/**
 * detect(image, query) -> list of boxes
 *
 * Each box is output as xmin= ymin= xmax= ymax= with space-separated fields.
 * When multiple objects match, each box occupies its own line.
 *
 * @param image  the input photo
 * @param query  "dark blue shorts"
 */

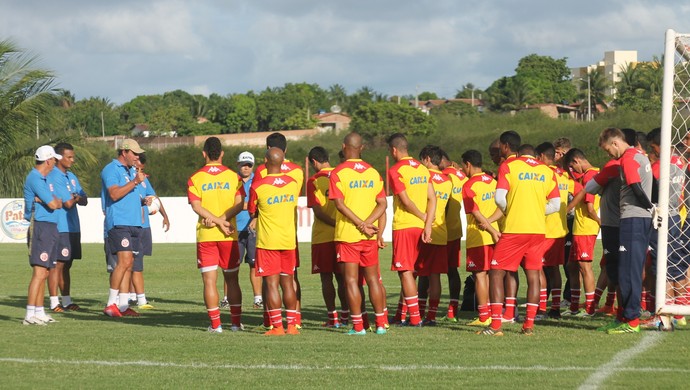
xmin=141 ymin=227 xmax=152 ymax=256
xmin=238 ymin=230 xmax=257 ymax=267
xmin=108 ymin=226 xmax=143 ymax=254
xmin=56 ymin=232 xmax=72 ymax=261
xmin=69 ymin=232 xmax=82 ymax=260
xmin=28 ymin=221 xmax=58 ymax=269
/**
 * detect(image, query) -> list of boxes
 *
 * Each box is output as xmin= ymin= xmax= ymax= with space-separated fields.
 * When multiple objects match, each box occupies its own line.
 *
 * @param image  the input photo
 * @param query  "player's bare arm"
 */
xmin=191 ymin=199 xmax=233 ymax=236
xmin=157 ymin=197 xmax=171 ymax=232
xmin=311 ymin=203 xmax=336 ymax=227
xmin=422 ymin=182 xmax=437 ymax=243
xmin=472 ymin=210 xmax=501 ymax=243
xmin=108 ymin=170 xmax=146 ymax=202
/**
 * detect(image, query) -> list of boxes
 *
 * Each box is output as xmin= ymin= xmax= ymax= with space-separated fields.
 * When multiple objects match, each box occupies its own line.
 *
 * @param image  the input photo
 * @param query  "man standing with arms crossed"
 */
xmin=101 ymin=139 xmax=147 ymax=318
xmin=387 ymin=133 xmax=436 ymax=326
xmin=47 ymin=143 xmax=87 ymax=313
xmin=249 ymin=148 xmax=302 ymax=336
xmin=479 ymin=143 xmax=560 ymax=336
xmin=23 ymin=145 xmax=63 ymax=325
xmin=330 ymin=132 xmax=388 ymax=335
xmin=187 ymin=137 xmax=244 ymax=332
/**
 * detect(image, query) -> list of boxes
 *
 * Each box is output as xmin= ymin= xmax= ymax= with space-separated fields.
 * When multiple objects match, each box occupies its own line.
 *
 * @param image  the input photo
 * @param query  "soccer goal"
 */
xmin=656 ymin=29 xmax=690 ymax=328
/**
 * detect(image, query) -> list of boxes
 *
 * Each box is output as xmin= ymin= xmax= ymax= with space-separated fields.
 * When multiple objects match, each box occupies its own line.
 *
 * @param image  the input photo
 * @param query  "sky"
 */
xmin=1 ymin=0 xmax=689 ymax=105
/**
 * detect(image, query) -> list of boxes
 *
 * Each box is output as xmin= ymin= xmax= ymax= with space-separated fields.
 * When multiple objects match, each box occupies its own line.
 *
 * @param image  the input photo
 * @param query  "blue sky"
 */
xmin=1 ymin=0 xmax=687 ymax=104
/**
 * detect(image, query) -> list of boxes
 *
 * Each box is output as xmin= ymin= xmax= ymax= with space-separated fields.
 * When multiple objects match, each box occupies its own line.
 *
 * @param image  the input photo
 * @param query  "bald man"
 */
xmin=329 ymin=132 xmax=388 ymax=335
xmin=249 ymin=147 xmax=301 ymax=336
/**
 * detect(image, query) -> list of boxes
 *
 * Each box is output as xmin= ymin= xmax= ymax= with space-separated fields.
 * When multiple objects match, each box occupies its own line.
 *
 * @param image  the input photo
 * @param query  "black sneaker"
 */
xmin=547 ymin=309 xmax=561 ymax=319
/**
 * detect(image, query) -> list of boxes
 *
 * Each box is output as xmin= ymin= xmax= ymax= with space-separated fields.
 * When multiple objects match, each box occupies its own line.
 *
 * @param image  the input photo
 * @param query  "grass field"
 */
xmin=2 ymin=242 xmax=689 ymax=389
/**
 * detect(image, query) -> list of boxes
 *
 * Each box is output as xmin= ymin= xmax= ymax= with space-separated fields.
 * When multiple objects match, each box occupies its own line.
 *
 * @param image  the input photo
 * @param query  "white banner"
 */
xmin=2 ymin=197 xmax=468 ymax=244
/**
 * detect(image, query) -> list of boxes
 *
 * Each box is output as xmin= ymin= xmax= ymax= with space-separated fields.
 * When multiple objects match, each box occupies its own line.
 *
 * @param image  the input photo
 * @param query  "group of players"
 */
xmin=22 ymin=126 xmax=689 ymax=336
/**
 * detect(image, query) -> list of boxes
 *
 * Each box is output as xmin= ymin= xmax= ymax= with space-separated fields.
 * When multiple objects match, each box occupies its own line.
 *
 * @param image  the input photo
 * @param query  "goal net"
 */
xmin=656 ymin=29 xmax=690 ymax=317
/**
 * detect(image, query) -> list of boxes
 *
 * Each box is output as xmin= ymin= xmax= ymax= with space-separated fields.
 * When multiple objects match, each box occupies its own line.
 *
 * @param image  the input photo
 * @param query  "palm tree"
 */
xmin=502 ymin=78 xmax=535 ymax=110
xmin=579 ymin=69 xmax=610 ymax=112
xmin=616 ymin=62 xmax=641 ymax=96
xmin=0 ymin=39 xmax=57 ymax=197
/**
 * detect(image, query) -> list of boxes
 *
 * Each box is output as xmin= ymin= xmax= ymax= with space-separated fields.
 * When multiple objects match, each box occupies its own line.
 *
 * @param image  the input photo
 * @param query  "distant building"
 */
xmin=312 ymin=112 xmax=351 ymax=132
xmin=413 ymin=98 xmax=484 ymax=114
xmin=571 ymin=50 xmax=638 ymax=98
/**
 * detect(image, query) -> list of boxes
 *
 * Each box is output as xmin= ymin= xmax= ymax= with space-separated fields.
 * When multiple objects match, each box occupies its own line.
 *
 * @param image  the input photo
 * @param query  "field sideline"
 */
xmin=2 ymin=242 xmax=689 ymax=389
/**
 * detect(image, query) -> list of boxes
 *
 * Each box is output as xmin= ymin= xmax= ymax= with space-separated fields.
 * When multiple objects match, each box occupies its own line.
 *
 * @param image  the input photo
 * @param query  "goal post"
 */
xmin=655 ymin=29 xmax=690 ymax=318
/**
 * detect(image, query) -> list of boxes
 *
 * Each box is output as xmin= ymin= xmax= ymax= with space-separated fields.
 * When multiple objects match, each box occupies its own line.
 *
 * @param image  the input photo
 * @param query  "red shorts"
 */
xmin=336 ymin=240 xmax=379 ymax=268
xmin=416 ymin=243 xmax=448 ymax=276
xmin=197 ymin=241 xmax=240 ymax=272
xmin=391 ymin=228 xmax=422 ymax=271
xmin=570 ymin=235 xmax=596 ymax=262
xmin=446 ymin=238 xmax=461 ymax=268
xmin=466 ymin=245 xmax=493 ymax=272
xmin=295 ymin=238 xmax=300 ymax=268
xmin=311 ymin=241 xmax=338 ymax=274
xmin=256 ymin=248 xmax=297 ymax=276
xmin=542 ymin=237 xmax=566 ymax=267
xmin=492 ymin=233 xmax=545 ymax=272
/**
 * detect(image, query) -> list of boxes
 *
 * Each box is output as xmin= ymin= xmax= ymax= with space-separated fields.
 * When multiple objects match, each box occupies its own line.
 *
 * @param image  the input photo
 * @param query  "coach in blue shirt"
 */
xmin=100 ymin=139 xmax=147 ymax=318
xmin=22 ymin=145 xmax=64 ymax=325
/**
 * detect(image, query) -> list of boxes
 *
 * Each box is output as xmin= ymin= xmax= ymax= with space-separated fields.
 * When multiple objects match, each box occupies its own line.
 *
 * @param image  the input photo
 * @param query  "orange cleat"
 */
xmin=264 ymin=327 xmax=286 ymax=336
xmin=286 ymin=325 xmax=301 ymax=335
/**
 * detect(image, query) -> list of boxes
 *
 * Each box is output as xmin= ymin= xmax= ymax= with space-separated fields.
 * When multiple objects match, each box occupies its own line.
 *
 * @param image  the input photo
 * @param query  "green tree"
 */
xmin=0 ymin=39 xmax=58 ymax=196
xmin=418 ymin=91 xmax=439 ymax=101
xmin=578 ymin=69 xmax=611 ymax=116
xmin=148 ymin=104 xmax=196 ymax=136
xmin=431 ymin=101 xmax=478 ymax=117
xmin=225 ymin=94 xmax=257 ymax=133
xmin=455 ymin=83 xmax=483 ymax=99
xmin=350 ymin=101 xmax=436 ymax=143
xmin=514 ymin=54 xmax=577 ymax=104
xmin=66 ymin=97 xmax=120 ymax=136
xmin=502 ymin=77 xmax=536 ymax=110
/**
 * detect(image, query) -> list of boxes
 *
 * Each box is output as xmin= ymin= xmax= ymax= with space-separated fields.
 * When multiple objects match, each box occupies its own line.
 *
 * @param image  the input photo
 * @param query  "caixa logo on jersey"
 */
xmin=1 ymin=200 xmax=31 ymax=240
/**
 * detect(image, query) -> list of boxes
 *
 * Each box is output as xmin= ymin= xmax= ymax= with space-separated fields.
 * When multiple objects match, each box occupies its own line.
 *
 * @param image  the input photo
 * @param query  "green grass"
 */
xmin=2 ymin=242 xmax=689 ymax=389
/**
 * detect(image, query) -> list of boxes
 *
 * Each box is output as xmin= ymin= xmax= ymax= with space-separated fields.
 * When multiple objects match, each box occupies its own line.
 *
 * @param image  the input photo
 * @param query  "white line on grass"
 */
xmin=2 ymin=355 xmax=687 ymax=373
xmin=578 ymin=332 xmax=664 ymax=390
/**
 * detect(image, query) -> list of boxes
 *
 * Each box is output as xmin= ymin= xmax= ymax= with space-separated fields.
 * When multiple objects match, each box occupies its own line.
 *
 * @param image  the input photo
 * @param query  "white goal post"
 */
xmin=656 ymin=29 xmax=690 ymax=317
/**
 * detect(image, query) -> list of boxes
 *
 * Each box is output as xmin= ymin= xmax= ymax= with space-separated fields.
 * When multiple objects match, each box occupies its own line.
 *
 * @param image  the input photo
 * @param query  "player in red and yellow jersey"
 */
xmin=461 ymin=150 xmax=500 ymax=327
xmin=535 ymin=142 xmax=572 ymax=319
xmin=329 ymin=132 xmax=388 ymax=335
xmin=187 ymin=137 xmax=245 ymax=333
xmin=387 ymin=133 xmax=436 ymax=326
xmin=307 ymin=146 xmax=348 ymax=328
xmin=254 ymin=132 xmax=305 ymax=327
xmin=248 ymin=148 xmax=302 ymax=336
xmin=479 ymin=143 xmax=560 ymax=336
xmin=439 ymin=151 xmax=468 ymax=321
xmin=416 ymin=145 xmax=452 ymax=326
xmin=563 ymin=149 xmax=600 ymax=316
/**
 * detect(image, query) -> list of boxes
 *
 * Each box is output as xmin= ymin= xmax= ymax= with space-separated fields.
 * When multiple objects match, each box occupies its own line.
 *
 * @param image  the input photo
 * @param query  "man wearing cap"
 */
xmin=23 ymin=145 xmax=64 ymax=325
xmin=221 ymin=151 xmax=262 ymax=309
xmin=100 ymin=139 xmax=147 ymax=317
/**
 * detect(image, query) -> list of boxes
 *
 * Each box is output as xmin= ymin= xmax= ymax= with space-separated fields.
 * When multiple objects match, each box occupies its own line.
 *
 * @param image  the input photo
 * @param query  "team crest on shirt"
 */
xmin=71 ymin=179 xmax=76 ymax=186
xmin=40 ymin=252 xmax=49 ymax=262
xmin=61 ymin=248 xmax=70 ymax=257
xmin=121 ymin=238 xmax=130 ymax=248
xmin=49 ymin=184 xmax=54 ymax=191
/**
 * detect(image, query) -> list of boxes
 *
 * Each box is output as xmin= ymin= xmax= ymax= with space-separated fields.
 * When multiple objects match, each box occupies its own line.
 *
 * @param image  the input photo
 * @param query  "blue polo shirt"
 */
xmin=137 ymin=177 xmax=156 ymax=229
xmin=47 ymin=168 xmax=72 ymax=232
xmin=101 ymin=158 xmax=143 ymax=231
xmin=23 ymin=168 xmax=59 ymax=223
xmin=65 ymin=171 xmax=86 ymax=233
xmin=235 ymin=173 xmax=254 ymax=231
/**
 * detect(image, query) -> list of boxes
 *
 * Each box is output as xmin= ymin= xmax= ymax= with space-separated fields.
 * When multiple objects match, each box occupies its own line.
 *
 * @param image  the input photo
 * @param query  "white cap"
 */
xmin=35 ymin=145 xmax=62 ymax=162
xmin=237 ymin=151 xmax=255 ymax=165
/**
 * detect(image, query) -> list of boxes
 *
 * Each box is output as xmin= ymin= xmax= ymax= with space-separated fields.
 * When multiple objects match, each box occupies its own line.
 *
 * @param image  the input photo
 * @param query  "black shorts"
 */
xmin=69 ymin=232 xmax=82 ymax=260
xmin=141 ymin=227 xmax=152 ymax=256
xmin=132 ymin=249 xmax=145 ymax=272
xmin=238 ymin=230 xmax=257 ymax=267
xmin=28 ymin=221 xmax=58 ymax=269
